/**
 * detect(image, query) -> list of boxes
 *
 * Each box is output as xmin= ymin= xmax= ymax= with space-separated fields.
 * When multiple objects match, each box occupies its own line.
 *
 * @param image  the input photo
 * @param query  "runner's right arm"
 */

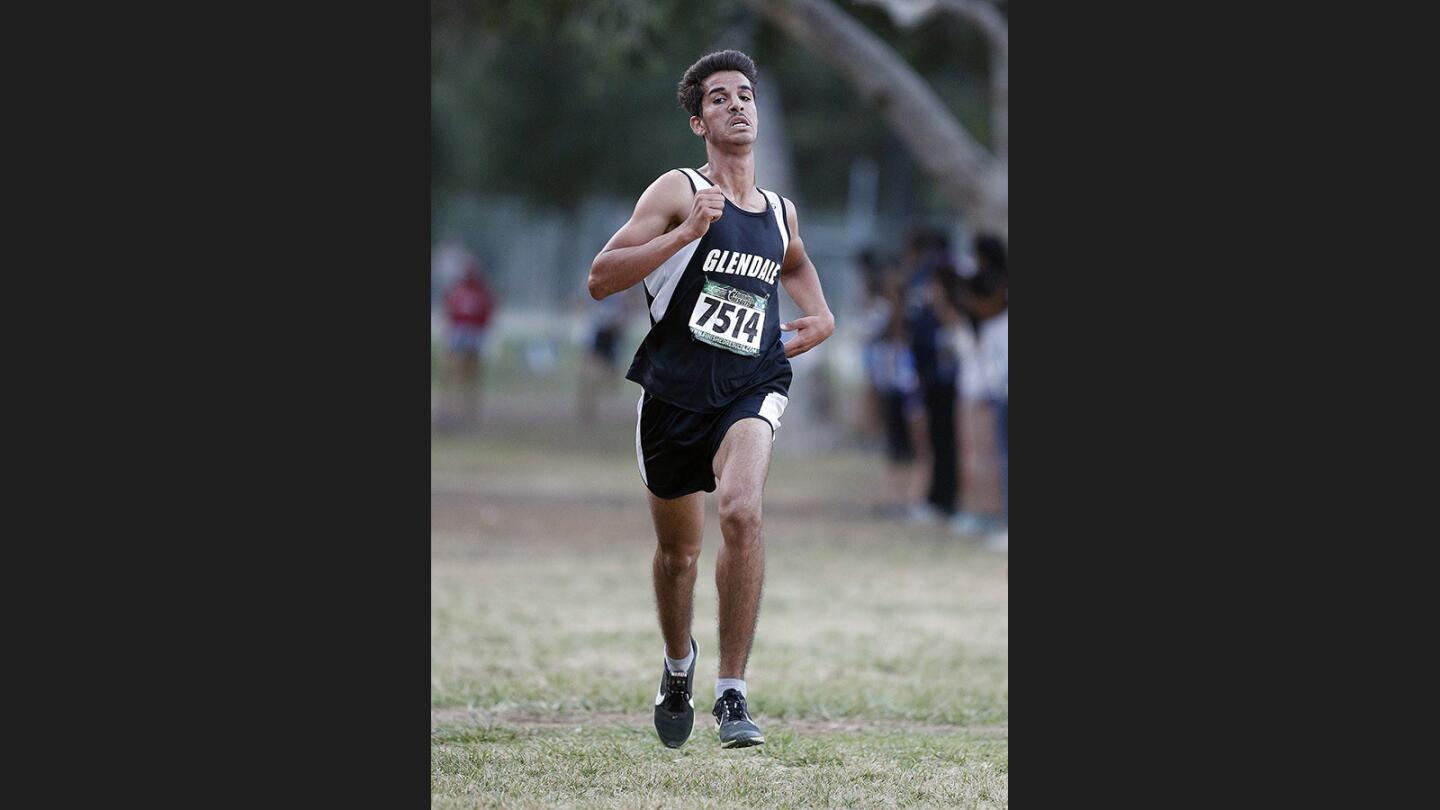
xmin=588 ymin=171 xmax=724 ymax=300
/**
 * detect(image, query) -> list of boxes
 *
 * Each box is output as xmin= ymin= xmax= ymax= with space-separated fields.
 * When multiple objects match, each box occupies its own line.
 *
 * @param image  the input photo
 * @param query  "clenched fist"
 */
xmin=677 ymin=187 xmax=725 ymax=242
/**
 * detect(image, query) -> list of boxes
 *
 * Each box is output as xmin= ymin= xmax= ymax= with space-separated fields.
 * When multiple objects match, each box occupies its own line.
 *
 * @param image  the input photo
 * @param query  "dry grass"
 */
xmin=432 ymin=419 xmax=1007 ymax=808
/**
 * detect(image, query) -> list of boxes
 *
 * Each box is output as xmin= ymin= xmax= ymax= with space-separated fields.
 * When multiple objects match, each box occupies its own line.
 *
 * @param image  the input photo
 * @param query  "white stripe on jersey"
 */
xmin=678 ymin=167 xmax=712 ymax=190
xmin=644 ymin=168 xmax=710 ymax=322
xmin=645 ymin=237 xmax=702 ymax=322
xmin=760 ymin=189 xmax=789 ymax=258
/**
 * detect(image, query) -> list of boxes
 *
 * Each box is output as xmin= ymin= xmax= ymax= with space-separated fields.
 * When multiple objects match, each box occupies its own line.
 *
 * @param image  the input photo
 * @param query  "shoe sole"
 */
xmin=716 ymin=720 xmax=764 ymax=748
xmin=720 ymin=735 xmax=765 ymax=749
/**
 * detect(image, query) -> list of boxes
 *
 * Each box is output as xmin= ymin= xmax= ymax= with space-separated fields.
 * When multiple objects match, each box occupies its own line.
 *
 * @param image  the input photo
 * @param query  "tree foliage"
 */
xmin=432 ymin=0 xmax=999 ymax=223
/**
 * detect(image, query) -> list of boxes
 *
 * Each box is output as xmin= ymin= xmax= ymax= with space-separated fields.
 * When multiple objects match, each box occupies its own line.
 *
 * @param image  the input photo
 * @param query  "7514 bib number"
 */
xmin=689 ymin=280 xmax=766 ymax=356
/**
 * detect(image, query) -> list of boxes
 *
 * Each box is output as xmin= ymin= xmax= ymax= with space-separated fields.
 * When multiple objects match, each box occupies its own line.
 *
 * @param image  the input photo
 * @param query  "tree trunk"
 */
xmin=738 ymin=0 xmax=1006 ymax=236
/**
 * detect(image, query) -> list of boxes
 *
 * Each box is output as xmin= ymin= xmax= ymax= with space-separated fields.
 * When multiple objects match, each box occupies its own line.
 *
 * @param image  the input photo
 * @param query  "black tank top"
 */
xmin=625 ymin=168 xmax=793 ymax=413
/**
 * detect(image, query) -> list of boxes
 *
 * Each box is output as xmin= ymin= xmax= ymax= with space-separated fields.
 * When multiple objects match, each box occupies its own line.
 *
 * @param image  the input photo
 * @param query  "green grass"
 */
xmin=432 ymin=425 xmax=1008 ymax=807
xmin=431 ymin=724 xmax=1007 ymax=808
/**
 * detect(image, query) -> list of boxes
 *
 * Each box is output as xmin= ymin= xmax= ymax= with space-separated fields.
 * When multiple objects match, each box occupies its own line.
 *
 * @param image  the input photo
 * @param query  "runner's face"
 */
xmin=695 ymin=71 xmax=757 ymax=144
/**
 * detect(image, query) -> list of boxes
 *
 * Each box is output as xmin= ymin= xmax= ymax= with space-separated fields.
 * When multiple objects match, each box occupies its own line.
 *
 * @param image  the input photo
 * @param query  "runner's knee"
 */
xmin=657 ymin=544 xmax=700 ymax=576
xmin=717 ymin=493 xmax=762 ymax=543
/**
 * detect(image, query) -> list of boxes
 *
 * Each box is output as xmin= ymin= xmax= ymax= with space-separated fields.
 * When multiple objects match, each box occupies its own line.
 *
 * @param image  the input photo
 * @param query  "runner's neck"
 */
xmin=697 ymin=158 xmax=762 ymax=211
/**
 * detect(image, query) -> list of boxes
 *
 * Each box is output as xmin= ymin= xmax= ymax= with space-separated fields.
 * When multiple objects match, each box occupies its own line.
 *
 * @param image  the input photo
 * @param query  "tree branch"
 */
xmin=738 ymin=0 xmax=1005 ymax=231
xmin=855 ymin=0 xmax=1005 ymax=162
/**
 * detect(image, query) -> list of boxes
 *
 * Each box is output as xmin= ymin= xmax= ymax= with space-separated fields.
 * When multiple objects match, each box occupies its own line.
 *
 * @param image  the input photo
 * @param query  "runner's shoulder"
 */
xmin=633 ymin=169 xmax=697 ymax=222
xmin=641 ymin=169 xmax=697 ymax=207
xmin=654 ymin=168 xmax=701 ymax=194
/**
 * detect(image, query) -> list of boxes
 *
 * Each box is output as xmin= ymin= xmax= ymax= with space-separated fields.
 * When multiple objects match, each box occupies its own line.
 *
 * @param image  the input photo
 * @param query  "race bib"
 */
xmin=688 ymin=279 xmax=766 ymax=356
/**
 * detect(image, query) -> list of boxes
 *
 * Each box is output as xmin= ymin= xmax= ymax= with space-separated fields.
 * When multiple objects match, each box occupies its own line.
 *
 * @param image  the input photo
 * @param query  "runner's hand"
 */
xmin=780 ymin=314 xmax=835 ymax=358
xmin=678 ymin=188 xmax=725 ymax=241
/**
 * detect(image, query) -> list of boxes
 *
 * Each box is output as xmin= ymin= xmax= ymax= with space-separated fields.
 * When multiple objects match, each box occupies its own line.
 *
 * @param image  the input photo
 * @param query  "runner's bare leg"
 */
xmin=711 ymin=418 xmax=772 ymax=679
xmin=648 ymin=490 xmax=705 ymax=659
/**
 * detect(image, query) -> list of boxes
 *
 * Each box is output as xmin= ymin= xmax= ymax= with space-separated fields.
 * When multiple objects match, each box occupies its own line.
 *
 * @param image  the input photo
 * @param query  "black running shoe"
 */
xmin=653 ymin=637 xmax=697 ymax=748
xmin=713 ymin=688 xmax=765 ymax=748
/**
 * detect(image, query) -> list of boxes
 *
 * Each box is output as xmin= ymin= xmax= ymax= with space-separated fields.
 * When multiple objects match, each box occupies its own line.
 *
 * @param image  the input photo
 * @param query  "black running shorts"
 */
xmin=635 ymin=388 xmax=789 ymax=500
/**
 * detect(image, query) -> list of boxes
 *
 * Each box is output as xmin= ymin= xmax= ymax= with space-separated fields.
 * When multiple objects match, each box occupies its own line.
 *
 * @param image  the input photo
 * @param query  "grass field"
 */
xmin=431 ymin=400 xmax=1008 ymax=807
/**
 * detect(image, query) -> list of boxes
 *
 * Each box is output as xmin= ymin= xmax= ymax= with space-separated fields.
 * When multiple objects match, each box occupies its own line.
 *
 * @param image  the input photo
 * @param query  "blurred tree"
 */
xmin=431 ymin=0 xmax=997 ymax=227
xmin=737 ymin=0 xmax=1007 ymax=236
xmin=432 ymin=0 xmax=739 ymax=209
xmin=856 ymin=0 xmax=1006 ymax=162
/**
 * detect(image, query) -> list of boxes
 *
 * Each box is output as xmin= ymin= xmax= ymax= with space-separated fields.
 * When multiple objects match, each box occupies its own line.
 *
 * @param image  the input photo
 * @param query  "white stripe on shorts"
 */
xmin=758 ymin=391 xmax=789 ymax=438
xmin=635 ymin=392 xmax=648 ymax=486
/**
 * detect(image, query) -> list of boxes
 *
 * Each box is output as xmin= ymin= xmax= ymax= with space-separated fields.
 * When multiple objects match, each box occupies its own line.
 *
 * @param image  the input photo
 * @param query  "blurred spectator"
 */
xmin=974 ymin=233 xmax=1007 ymax=280
xmin=970 ymin=235 xmax=1008 ymax=549
xmin=862 ymin=269 xmax=929 ymax=517
xmin=577 ymin=286 xmax=639 ymax=424
xmin=900 ymin=227 xmax=961 ymax=521
xmin=978 ymin=297 xmax=1007 ymax=549
xmin=442 ymin=252 xmax=496 ymax=429
xmin=932 ymin=261 xmax=994 ymax=535
xmin=852 ymin=248 xmax=891 ymax=438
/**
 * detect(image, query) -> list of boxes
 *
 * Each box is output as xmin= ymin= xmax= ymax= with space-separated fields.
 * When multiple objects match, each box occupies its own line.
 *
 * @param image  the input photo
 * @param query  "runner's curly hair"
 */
xmin=677 ymin=50 xmax=758 ymax=117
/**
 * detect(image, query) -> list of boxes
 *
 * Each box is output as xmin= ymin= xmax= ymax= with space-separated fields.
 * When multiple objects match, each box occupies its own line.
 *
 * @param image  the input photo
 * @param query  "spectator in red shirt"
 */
xmin=443 ymin=257 xmax=496 ymax=428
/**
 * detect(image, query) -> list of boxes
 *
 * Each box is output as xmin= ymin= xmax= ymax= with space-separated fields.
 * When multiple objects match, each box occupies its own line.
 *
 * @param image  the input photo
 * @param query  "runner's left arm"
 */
xmin=777 ymin=198 xmax=835 ymax=359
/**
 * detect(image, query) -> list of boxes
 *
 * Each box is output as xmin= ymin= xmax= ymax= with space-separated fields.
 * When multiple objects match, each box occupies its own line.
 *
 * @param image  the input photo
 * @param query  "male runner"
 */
xmin=587 ymin=50 xmax=834 ymax=749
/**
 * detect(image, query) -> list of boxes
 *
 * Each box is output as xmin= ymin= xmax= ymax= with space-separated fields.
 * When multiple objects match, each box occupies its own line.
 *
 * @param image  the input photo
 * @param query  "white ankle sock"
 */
xmin=716 ymin=678 xmax=747 ymax=700
xmin=665 ymin=645 xmax=694 ymax=675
